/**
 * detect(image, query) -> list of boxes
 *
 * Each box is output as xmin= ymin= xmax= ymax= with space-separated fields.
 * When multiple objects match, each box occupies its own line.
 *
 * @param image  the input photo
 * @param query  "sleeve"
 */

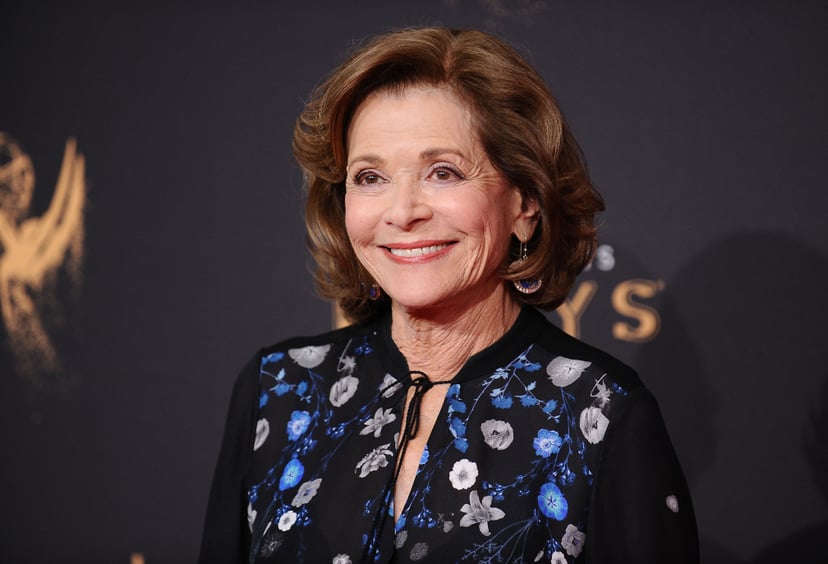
xmin=585 ymin=387 xmax=699 ymax=564
xmin=198 ymin=354 xmax=261 ymax=564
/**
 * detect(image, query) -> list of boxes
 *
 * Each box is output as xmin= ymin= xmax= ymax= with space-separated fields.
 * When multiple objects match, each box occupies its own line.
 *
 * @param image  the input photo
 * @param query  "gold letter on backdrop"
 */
xmin=0 ymin=134 xmax=86 ymax=379
xmin=611 ymin=279 xmax=663 ymax=343
xmin=555 ymin=280 xmax=598 ymax=338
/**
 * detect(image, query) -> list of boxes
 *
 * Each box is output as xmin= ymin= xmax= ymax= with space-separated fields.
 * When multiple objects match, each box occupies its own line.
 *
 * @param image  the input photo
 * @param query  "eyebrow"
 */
xmin=347 ymin=148 xmax=468 ymax=170
xmin=419 ymin=147 xmax=467 ymax=161
xmin=347 ymin=154 xmax=384 ymax=169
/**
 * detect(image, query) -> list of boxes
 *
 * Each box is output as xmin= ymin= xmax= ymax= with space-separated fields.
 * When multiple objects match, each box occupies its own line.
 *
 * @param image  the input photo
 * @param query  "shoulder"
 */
xmin=224 ymin=322 xmax=381 ymax=405
xmin=522 ymin=307 xmax=643 ymax=394
xmin=261 ymin=322 xmax=375 ymax=356
xmin=241 ymin=317 xmax=393 ymax=402
xmin=512 ymin=309 xmax=655 ymax=450
xmin=253 ymin=318 xmax=384 ymax=367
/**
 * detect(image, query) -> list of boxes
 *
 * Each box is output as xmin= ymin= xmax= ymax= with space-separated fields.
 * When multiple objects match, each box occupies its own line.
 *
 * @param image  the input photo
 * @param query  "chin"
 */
xmin=389 ymin=293 xmax=448 ymax=312
xmin=384 ymin=286 xmax=447 ymax=309
xmin=389 ymin=289 xmax=486 ymax=318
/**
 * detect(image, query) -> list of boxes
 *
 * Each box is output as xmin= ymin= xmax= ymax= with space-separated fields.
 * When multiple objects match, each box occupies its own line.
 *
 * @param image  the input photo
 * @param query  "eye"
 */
xmin=428 ymin=165 xmax=464 ymax=183
xmin=353 ymin=170 xmax=384 ymax=186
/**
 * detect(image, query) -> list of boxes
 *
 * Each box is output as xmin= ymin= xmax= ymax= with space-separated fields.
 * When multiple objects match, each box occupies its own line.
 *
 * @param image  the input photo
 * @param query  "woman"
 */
xmin=200 ymin=27 xmax=699 ymax=563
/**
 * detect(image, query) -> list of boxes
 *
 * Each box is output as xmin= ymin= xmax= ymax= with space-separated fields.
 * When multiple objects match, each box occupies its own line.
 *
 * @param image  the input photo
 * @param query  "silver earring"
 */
xmin=513 ymin=239 xmax=542 ymax=294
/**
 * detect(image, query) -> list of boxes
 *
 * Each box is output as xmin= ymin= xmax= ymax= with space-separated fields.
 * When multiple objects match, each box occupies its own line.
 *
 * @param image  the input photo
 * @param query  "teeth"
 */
xmin=388 ymin=244 xmax=449 ymax=257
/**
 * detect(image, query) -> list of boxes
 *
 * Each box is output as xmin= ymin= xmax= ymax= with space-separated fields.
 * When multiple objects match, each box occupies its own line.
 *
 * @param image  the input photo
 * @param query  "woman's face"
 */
xmin=344 ymin=86 xmax=536 ymax=314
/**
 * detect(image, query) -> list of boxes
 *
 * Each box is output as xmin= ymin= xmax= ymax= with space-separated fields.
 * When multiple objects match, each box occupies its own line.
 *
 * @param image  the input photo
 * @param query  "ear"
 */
xmin=512 ymin=196 xmax=540 ymax=241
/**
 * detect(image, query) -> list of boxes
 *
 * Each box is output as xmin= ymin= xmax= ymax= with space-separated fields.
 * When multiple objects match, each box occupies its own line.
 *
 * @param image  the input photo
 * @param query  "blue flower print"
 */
xmin=449 ymin=416 xmax=469 ymax=453
xmin=520 ymin=395 xmax=539 ymax=407
xmin=279 ymin=458 xmax=305 ymax=491
xmin=515 ymin=356 xmax=541 ymax=372
xmin=295 ymin=381 xmax=308 ymax=396
xmin=354 ymin=339 xmax=373 ymax=355
xmin=491 ymin=394 xmax=513 ymax=409
xmin=491 ymin=367 xmax=509 ymax=380
xmin=447 ymin=384 xmax=467 ymax=413
xmin=261 ymin=351 xmax=284 ymax=366
xmin=286 ymin=410 xmax=311 ymax=440
xmin=558 ymin=465 xmax=576 ymax=487
xmin=533 ymin=429 xmax=563 ymax=458
xmin=449 ymin=416 xmax=466 ymax=439
xmin=538 ymin=481 xmax=568 ymax=520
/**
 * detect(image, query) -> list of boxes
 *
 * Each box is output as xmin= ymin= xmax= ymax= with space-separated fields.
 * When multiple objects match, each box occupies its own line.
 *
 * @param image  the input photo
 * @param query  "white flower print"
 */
xmin=480 ymin=419 xmax=514 ymax=450
xmin=547 ymin=356 xmax=591 ymax=387
xmin=277 ymin=510 xmax=297 ymax=532
xmin=380 ymin=373 xmax=402 ymax=398
xmin=360 ymin=407 xmax=397 ymax=438
xmin=247 ymin=502 xmax=257 ymax=532
xmin=449 ymin=458 xmax=479 ymax=490
xmin=579 ymin=406 xmax=610 ymax=444
xmin=330 ymin=375 xmax=359 ymax=407
xmin=550 ymin=551 xmax=567 ymax=564
xmin=355 ymin=443 xmax=393 ymax=478
xmin=291 ymin=478 xmax=322 ymax=507
xmin=561 ymin=523 xmax=586 ymax=557
xmin=590 ymin=375 xmax=612 ymax=408
xmin=339 ymin=354 xmax=356 ymax=374
xmin=332 ymin=554 xmax=352 ymax=564
xmin=254 ymin=418 xmax=270 ymax=451
xmin=258 ymin=522 xmax=281 ymax=557
xmin=459 ymin=490 xmax=505 ymax=536
xmin=288 ymin=344 xmax=331 ymax=368
xmin=409 ymin=542 xmax=429 ymax=561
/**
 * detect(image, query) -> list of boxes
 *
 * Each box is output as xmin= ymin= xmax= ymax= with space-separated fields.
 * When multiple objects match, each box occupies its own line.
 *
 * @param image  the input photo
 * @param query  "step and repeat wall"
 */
xmin=2 ymin=1 xmax=826 ymax=562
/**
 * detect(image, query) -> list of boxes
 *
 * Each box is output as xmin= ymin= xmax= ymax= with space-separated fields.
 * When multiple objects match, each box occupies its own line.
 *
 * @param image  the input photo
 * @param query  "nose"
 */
xmin=382 ymin=177 xmax=432 ymax=229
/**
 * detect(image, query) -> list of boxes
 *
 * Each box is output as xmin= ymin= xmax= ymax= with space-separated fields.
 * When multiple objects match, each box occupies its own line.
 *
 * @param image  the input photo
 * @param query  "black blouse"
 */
xmin=199 ymin=307 xmax=698 ymax=563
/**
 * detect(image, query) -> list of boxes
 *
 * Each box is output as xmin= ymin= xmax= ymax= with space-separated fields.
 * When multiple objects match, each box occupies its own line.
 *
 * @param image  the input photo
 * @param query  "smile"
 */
xmin=386 ymin=243 xmax=451 ymax=257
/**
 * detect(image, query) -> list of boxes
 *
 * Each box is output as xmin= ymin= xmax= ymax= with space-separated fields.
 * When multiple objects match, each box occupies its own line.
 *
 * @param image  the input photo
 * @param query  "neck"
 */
xmin=390 ymin=286 xmax=521 ymax=382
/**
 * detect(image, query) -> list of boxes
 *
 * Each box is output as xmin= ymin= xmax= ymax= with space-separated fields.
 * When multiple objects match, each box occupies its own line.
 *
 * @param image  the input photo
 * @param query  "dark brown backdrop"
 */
xmin=1 ymin=1 xmax=826 ymax=562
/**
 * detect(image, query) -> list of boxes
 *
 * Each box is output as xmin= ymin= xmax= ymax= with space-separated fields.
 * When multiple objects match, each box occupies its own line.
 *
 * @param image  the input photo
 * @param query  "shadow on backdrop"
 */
xmin=636 ymin=231 xmax=828 ymax=563
xmin=749 ymin=373 xmax=828 ymax=563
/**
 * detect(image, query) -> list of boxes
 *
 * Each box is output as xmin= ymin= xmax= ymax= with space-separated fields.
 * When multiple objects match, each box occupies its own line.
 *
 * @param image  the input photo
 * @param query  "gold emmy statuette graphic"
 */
xmin=0 ymin=133 xmax=86 ymax=379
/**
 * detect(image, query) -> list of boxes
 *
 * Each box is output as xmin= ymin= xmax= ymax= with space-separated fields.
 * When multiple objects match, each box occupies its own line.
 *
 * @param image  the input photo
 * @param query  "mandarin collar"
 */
xmin=376 ymin=306 xmax=548 ymax=384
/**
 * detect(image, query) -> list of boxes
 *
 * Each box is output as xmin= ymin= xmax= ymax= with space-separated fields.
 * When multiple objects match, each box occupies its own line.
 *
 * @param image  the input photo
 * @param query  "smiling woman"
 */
xmin=344 ymin=86 xmax=532 ymax=316
xmin=199 ymin=27 xmax=699 ymax=563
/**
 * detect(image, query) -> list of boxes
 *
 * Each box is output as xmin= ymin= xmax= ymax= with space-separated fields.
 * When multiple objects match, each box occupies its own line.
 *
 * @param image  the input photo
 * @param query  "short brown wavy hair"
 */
xmin=293 ymin=27 xmax=604 ymax=324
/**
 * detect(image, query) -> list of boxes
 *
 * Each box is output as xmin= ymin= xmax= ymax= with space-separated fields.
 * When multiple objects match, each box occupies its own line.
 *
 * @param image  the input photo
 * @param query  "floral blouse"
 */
xmin=199 ymin=307 xmax=698 ymax=563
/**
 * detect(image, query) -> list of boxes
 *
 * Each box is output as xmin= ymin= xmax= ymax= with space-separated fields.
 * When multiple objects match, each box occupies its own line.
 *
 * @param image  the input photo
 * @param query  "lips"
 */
xmin=381 ymin=241 xmax=455 ymax=261
xmin=387 ymin=243 xmax=450 ymax=257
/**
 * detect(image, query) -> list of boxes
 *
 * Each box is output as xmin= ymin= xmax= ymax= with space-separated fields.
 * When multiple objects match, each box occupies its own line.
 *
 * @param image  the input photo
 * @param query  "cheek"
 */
xmin=344 ymin=195 xmax=374 ymax=246
xmin=460 ymin=202 xmax=514 ymax=250
xmin=482 ymin=219 xmax=514 ymax=259
xmin=343 ymin=194 xmax=361 ymax=235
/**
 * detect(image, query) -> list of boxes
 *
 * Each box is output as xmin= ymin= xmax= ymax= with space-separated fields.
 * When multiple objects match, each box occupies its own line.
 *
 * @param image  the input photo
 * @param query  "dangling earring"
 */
xmin=368 ymin=283 xmax=382 ymax=301
xmin=512 ymin=239 xmax=542 ymax=294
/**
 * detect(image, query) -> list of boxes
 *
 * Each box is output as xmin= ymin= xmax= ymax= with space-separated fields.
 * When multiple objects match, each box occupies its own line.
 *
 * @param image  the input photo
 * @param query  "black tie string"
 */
xmin=392 ymin=371 xmax=451 ymax=488
xmin=361 ymin=370 xmax=451 ymax=563
xmin=400 ymin=372 xmax=433 ymax=440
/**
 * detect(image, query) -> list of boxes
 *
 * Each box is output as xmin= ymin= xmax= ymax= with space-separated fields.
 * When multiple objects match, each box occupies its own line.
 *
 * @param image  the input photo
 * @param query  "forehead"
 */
xmin=346 ymin=86 xmax=480 ymax=155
